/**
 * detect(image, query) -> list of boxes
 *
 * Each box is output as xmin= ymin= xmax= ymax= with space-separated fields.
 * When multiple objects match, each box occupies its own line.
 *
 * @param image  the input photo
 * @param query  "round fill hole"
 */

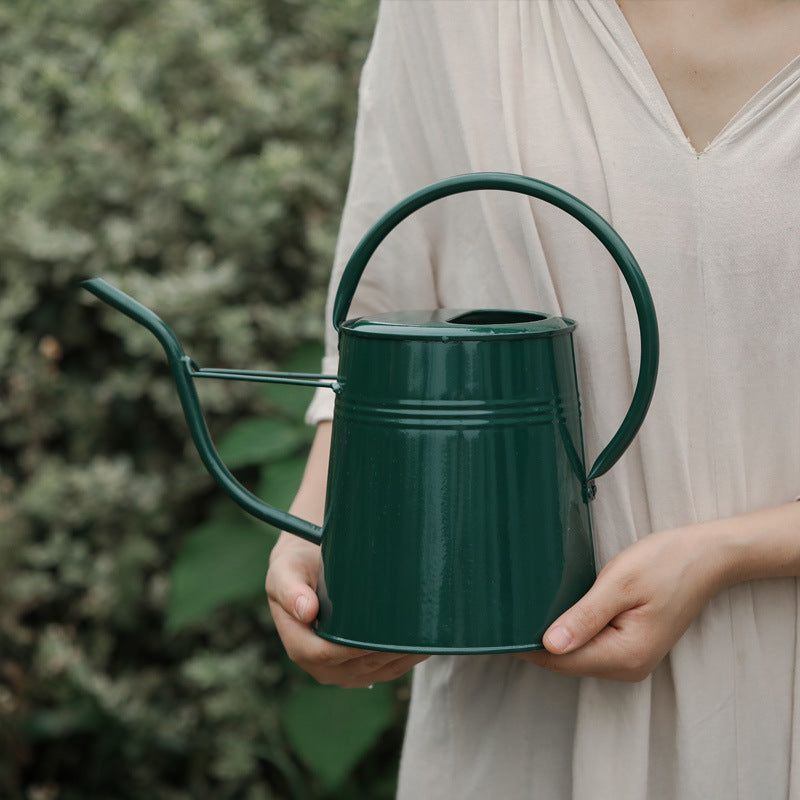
xmin=447 ymin=310 xmax=548 ymax=325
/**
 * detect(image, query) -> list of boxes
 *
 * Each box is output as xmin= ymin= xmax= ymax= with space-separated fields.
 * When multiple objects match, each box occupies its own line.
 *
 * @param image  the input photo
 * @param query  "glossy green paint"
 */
xmin=317 ymin=311 xmax=595 ymax=652
xmin=82 ymin=172 xmax=659 ymax=653
xmin=334 ymin=172 xmax=659 ymax=482
xmin=81 ymin=277 xmax=327 ymax=544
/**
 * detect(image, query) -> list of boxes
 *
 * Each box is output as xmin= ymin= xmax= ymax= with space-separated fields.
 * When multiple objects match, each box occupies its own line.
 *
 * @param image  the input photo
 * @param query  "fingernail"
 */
xmin=293 ymin=596 xmax=308 ymax=621
xmin=545 ymin=625 xmax=572 ymax=653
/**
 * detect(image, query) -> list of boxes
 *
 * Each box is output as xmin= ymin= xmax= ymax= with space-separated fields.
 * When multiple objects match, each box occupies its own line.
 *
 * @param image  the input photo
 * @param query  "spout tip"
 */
xmin=80 ymin=278 xmax=135 ymax=310
xmin=81 ymin=278 xmax=110 ymax=302
xmin=78 ymin=278 xmax=186 ymax=362
xmin=81 ymin=277 xmax=109 ymax=295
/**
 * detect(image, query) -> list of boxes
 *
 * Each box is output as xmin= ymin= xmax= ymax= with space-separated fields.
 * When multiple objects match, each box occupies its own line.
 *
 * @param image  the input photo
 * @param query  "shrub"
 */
xmin=0 ymin=2 xmax=408 ymax=798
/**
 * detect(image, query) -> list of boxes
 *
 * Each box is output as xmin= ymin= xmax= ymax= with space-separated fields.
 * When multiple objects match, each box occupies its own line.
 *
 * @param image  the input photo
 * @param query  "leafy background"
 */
xmin=0 ymin=1 xmax=415 ymax=798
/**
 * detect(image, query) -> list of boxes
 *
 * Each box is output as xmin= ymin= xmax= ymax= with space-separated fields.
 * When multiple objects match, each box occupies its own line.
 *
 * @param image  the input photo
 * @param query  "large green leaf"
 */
xmin=256 ymin=454 xmax=309 ymax=512
xmin=215 ymin=417 xmax=308 ymax=469
xmin=283 ymin=683 xmax=395 ymax=789
xmin=166 ymin=521 xmax=276 ymax=633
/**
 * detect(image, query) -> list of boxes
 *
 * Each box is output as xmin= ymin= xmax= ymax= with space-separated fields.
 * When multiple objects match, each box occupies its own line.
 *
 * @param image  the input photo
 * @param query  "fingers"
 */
xmin=266 ymin=546 xmax=367 ymax=674
xmin=271 ymin=598 xmax=425 ymax=686
xmin=521 ymin=615 xmax=658 ymax=683
xmin=265 ymin=542 xmax=321 ymax=625
xmin=520 ymin=527 xmax=728 ymax=682
xmin=266 ymin=534 xmax=427 ymax=687
xmin=542 ymin=567 xmax=638 ymax=654
xmin=521 ymin=560 xmax=652 ymax=681
xmin=270 ymin=599 xmax=367 ymax=659
xmin=333 ymin=653 xmax=428 ymax=689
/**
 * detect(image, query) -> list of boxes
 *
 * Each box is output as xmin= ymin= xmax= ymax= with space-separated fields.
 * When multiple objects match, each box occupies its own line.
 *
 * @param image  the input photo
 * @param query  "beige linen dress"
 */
xmin=306 ymin=2 xmax=800 ymax=797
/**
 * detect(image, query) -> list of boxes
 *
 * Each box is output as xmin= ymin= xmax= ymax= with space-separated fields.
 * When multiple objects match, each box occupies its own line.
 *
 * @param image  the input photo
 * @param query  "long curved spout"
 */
xmin=82 ymin=279 xmax=323 ymax=545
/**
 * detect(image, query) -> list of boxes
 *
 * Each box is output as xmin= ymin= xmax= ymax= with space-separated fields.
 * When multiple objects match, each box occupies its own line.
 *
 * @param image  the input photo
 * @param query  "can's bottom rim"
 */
xmin=314 ymin=630 xmax=546 ymax=655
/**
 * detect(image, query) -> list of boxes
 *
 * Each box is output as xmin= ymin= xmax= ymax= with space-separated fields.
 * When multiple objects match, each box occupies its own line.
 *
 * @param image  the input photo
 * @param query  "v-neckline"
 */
xmin=593 ymin=0 xmax=800 ymax=157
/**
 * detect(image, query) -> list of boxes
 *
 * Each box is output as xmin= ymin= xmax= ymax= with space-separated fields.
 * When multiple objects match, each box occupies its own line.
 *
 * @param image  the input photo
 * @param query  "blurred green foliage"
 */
xmin=0 ymin=1 xmax=413 ymax=798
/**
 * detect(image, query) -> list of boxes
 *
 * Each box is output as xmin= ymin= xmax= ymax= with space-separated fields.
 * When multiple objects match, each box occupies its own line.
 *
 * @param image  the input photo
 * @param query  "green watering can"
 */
xmin=83 ymin=172 xmax=659 ymax=654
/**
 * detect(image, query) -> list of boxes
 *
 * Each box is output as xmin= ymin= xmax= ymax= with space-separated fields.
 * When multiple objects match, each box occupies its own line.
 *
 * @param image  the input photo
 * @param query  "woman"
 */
xmin=267 ymin=2 xmax=800 ymax=797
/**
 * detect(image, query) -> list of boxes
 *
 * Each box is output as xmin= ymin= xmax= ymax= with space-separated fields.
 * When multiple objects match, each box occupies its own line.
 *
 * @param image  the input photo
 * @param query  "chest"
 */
xmin=617 ymin=0 xmax=800 ymax=151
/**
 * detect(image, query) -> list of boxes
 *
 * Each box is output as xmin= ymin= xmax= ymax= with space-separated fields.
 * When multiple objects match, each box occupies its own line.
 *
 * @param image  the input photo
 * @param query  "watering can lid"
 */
xmin=339 ymin=308 xmax=576 ymax=340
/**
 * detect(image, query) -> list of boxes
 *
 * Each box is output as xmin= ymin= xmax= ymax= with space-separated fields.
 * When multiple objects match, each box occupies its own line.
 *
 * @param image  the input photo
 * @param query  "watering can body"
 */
xmin=83 ymin=172 xmax=659 ymax=654
xmin=320 ymin=310 xmax=595 ymax=652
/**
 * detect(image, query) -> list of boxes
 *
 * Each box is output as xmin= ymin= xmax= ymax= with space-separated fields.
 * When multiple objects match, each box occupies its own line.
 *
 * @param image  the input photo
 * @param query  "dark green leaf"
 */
xmin=216 ymin=417 xmax=308 ymax=469
xmin=256 ymin=453 xmax=309 ymax=512
xmin=283 ymin=683 xmax=395 ymax=789
xmin=166 ymin=521 xmax=277 ymax=633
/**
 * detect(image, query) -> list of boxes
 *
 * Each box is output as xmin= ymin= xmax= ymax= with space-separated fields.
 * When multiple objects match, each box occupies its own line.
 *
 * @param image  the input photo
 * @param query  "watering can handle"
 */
xmin=332 ymin=172 xmax=659 ymax=482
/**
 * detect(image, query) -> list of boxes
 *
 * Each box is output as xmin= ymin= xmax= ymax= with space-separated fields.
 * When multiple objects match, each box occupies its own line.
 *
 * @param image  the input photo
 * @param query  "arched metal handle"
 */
xmin=333 ymin=172 xmax=659 ymax=481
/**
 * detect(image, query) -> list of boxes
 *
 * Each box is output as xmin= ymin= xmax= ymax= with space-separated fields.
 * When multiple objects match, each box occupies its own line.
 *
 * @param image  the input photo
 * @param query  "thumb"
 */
xmin=542 ymin=576 xmax=629 ymax=654
xmin=266 ymin=548 xmax=321 ymax=624
xmin=290 ymin=589 xmax=320 ymax=624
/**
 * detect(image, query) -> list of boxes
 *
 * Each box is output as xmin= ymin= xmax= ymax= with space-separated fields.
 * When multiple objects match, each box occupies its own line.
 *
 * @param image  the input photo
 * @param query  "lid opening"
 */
xmin=447 ymin=310 xmax=549 ymax=325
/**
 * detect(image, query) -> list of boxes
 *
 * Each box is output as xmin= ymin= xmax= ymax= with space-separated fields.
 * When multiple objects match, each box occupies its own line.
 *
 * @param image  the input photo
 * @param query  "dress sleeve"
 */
xmin=305 ymin=1 xmax=440 ymax=424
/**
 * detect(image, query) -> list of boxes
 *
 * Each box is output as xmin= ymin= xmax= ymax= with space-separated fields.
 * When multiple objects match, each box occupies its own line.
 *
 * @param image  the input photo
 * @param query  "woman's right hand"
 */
xmin=265 ymin=422 xmax=427 ymax=688
xmin=266 ymin=533 xmax=427 ymax=688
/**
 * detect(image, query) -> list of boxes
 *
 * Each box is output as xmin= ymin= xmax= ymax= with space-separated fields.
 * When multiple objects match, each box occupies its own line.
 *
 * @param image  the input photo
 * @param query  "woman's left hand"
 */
xmin=518 ymin=523 xmax=732 ymax=682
